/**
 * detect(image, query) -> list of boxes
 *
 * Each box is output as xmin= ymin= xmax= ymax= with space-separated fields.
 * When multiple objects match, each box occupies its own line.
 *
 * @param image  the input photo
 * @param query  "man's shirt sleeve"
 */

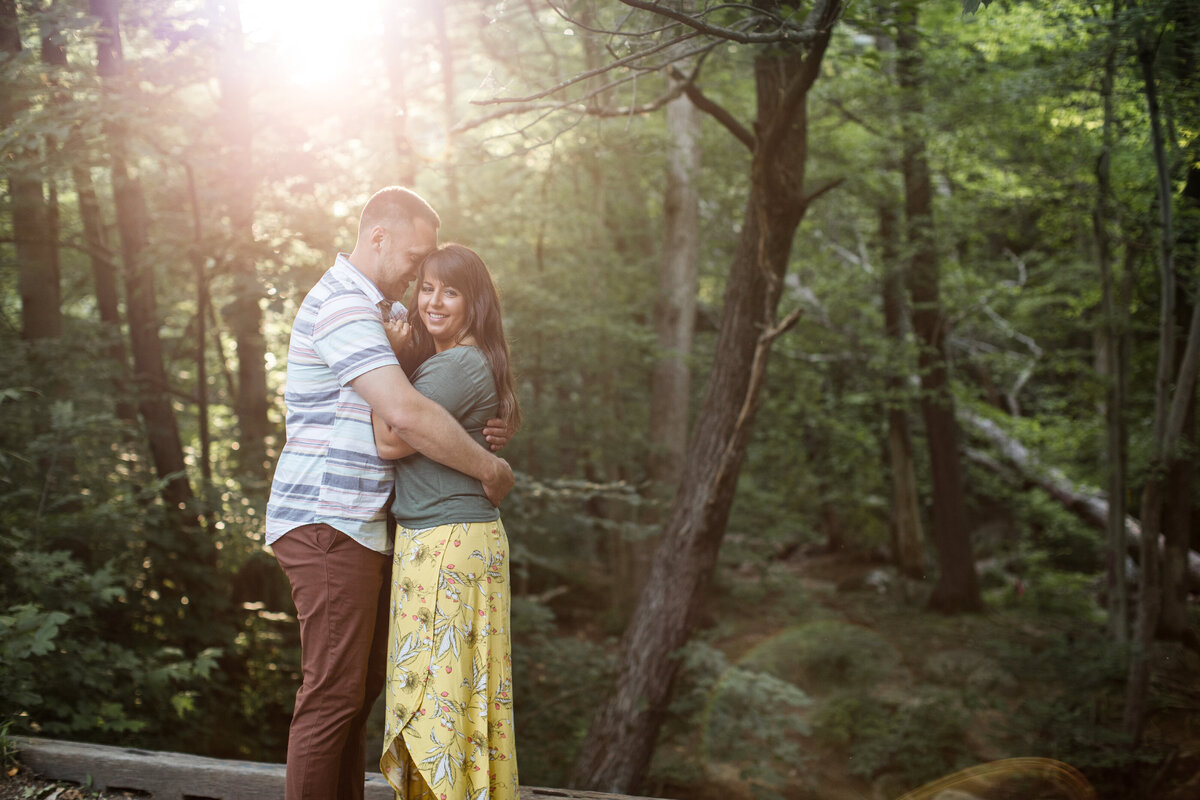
xmin=312 ymin=292 xmax=399 ymax=386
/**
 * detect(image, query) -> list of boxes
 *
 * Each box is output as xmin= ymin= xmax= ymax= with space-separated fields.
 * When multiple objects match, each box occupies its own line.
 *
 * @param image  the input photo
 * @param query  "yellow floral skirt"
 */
xmin=380 ymin=519 xmax=518 ymax=800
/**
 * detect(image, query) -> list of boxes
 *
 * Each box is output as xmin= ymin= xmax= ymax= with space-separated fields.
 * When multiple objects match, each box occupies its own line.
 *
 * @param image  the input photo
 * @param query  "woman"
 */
xmin=374 ymin=243 xmax=522 ymax=800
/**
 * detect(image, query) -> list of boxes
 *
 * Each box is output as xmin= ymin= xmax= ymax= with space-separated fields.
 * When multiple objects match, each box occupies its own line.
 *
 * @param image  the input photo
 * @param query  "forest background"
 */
xmin=1 ymin=0 xmax=1198 ymax=799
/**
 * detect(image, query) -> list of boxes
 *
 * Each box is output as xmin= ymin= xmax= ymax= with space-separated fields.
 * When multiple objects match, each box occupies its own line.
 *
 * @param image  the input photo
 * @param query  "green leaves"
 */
xmin=0 ymin=605 xmax=70 ymax=660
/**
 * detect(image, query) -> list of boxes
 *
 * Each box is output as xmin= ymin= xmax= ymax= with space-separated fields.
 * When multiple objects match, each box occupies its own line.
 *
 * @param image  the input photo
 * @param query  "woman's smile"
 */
xmin=419 ymin=276 xmax=470 ymax=352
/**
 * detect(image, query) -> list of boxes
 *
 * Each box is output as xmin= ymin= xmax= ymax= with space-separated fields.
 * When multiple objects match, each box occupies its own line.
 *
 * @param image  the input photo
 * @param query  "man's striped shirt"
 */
xmin=266 ymin=254 xmax=404 ymax=553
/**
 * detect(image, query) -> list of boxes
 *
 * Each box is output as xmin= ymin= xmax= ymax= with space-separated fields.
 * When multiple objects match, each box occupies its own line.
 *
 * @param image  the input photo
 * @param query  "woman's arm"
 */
xmin=372 ymin=410 xmax=416 ymax=460
xmin=353 ymin=364 xmax=514 ymax=505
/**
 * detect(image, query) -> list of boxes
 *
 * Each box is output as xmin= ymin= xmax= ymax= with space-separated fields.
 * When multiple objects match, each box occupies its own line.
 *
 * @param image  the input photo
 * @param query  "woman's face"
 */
xmin=418 ymin=272 xmax=470 ymax=352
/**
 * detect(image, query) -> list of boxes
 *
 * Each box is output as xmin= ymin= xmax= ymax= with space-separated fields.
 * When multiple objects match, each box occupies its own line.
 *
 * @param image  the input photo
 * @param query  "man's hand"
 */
xmin=384 ymin=319 xmax=412 ymax=355
xmin=483 ymin=418 xmax=514 ymax=451
xmin=482 ymin=457 xmax=515 ymax=506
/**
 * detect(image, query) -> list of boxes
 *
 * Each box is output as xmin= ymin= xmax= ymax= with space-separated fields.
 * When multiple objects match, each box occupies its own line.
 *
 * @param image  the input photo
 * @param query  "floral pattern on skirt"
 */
xmin=380 ymin=519 xmax=518 ymax=800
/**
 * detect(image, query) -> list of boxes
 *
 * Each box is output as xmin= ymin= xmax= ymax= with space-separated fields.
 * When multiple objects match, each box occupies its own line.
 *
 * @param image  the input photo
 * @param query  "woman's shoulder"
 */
xmin=412 ymin=346 xmax=490 ymax=381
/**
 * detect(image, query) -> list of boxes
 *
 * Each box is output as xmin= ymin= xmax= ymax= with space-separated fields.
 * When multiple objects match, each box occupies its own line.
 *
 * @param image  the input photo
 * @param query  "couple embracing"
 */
xmin=265 ymin=187 xmax=521 ymax=800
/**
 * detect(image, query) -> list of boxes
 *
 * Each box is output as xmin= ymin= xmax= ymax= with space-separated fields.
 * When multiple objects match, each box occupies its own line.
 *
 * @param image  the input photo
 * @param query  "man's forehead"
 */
xmin=405 ymin=219 xmax=437 ymax=252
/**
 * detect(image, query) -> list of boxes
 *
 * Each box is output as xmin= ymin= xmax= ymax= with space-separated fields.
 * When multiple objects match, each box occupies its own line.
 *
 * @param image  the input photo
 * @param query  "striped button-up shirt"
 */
xmin=266 ymin=254 xmax=406 ymax=553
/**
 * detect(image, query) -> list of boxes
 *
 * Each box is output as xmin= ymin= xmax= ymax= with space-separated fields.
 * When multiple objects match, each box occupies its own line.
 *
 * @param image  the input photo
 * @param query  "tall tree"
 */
xmin=39 ymin=0 xmax=135 ymax=423
xmin=880 ymin=202 xmax=927 ymax=578
xmin=1124 ymin=10 xmax=1200 ymax=737
xmin=536 ymin=1 xmax=847 ymax=791
xmin=896 ymin=0 xmax=981 ymax=612
xmin=90 ymin=0 xmax=198 ymax=533
xmin=1094 ymin=0 xmax=1131 ymax=643
xmin=1 ymin=0 xmax=63 ymax=344
xmin=210 ymin=0 xmax=269 ymax=482
xmin=382 ymin=3 xmax=418 ymax=185
xmin=648 ymin=64 xmax=701 ymax=493
xmin=1156 ymin=0 xmax=1200 ymax=644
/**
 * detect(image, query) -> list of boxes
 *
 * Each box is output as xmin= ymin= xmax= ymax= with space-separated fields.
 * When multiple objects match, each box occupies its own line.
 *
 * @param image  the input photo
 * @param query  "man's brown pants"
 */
xmin=274 ymin=523 xmax=391 ymax=800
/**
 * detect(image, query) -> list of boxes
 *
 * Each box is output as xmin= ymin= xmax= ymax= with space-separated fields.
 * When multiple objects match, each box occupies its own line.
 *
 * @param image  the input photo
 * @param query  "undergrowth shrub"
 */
xmin=0 ymin=525 xmax=221 ymax=739
xmin=994 ymin=627 xmax=1161 ymax=794
xmin=844 ymin=688 xmax=974 ymax=789
xmin=652 ymin=641 xmax=812 ymax=800
xmin=509 ymin=595 xmax=615 ymax=788
xmin=739 ymin=619 xmax=899 ymax=694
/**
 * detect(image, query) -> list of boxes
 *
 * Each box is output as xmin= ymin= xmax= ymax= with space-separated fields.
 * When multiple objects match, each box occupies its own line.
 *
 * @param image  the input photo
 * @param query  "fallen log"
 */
xmin=961 ymin=412 xmax=1200 ymax=593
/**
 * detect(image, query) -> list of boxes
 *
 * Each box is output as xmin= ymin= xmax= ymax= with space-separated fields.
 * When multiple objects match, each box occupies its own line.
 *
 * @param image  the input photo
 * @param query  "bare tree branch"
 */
xmin=454 ymin=70 xmax=689 ymax=135
xmin=549 ymin=1 xmax=673 ymax=39
xmin=802 ymin=177 xmax=844 ymax=206
xmin=671 ymin=67 xmax=755 ymax=150
xmin=523 ymin=0 xmax=566 ymax=83
xmin=616 ymin=0 xmax=818 ymax=44
xmin=472 ymin=30 xmax=702 ymax=106
xmin=828 ymin=96 xmax=889 ymax=139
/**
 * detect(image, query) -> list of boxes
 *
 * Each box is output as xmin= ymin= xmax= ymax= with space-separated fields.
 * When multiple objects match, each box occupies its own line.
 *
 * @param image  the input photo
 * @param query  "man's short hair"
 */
xmin=359 ymin=186 xmax=441 ymax=234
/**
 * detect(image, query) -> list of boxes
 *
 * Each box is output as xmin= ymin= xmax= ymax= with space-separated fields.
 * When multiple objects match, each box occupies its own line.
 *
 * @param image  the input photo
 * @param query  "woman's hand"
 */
xmin=384 ymin=318 xmax=412 ymax=355
xmin=482 ymin=418 xmax=514 ymax=452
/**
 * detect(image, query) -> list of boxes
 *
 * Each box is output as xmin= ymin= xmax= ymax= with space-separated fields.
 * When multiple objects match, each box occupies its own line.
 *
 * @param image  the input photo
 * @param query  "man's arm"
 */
xmin=372 ymin=410 xmax=416 ymax=460
xmin=352 ymin=364 xmax=513 ymax=505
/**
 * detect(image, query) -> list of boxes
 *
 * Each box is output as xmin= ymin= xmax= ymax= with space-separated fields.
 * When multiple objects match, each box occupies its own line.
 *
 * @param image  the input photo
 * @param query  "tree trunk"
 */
xmin=896 ymin=1 xmax=981 ymax=612
xmin=431 ymin=1 xmax=458 ymax=207
xmin=1124 ymin=33 xmax=1185 ymax=741
xmin=569 ymin=2 xmax=840 ymax=790
xmin=211 ymin=0 xmax=269 ymax=482
xmin=382 ymin=3 xmax=418 ymax=186
xmin=1161 ymin=164 xmax=1200 ymax=639
xmin=187 ymin=165 xmax=214 ymax=498
xmin=1 ymin=0 xmax=63 ymax=345
xmin=648 ymin=25 xmax=701 ymax=495
xmin=1094 ymin=6 xmax=1131 ymax=643
xmin=879 ymin=203 xmax=926 ymax=578
xmin=91 ymin=0 xmax=198 ymax=530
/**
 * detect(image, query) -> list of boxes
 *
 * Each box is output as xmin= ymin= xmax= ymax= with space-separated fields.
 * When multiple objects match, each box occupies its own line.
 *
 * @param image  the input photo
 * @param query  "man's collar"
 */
xmin=332 ymin=253 xmax=385 ymax=305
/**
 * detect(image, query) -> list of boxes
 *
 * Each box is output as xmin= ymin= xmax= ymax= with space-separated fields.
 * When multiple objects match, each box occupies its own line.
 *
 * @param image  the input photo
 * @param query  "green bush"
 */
xmin=738 ymin=620 xmax=900 ymax=694
xmin=0 ymin=526 xmax=222 ymax=740
xmin=810 ymin=690 xmax=892 ymax=749
xmin=509 ymin=595 xmax=616 ymax=789
xmin=995 ymin=628 xmax=1158 ymax=781
xmin=653 ymin=641 xmax=812 ymax=799
xmin=844 ymin=688 xmax=974 ymax=788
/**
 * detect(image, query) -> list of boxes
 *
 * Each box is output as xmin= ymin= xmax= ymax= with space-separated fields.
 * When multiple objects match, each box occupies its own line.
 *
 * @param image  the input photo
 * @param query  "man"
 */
xmin=265 ymin=187 xmax=513 ymax=800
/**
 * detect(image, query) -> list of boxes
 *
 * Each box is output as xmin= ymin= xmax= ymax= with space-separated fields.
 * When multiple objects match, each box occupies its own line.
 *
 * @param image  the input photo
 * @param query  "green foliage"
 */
xmin=810 ymin=691 xmax=890 ymax=750
xmin=993 ymin=627 xmax=1161 ymax=788
xmin=509 ymin=596 xmax=615 ymax=788
xmin=0 ymin=524 xmax=221 ymax=739
xmin=843 ymin=688 xmax=975 ymax=788
xmin=653 ymin=641 xmax=812 ymax=799
xmin=738 ymin=621 xmax=900 ymax=695
xmin=0 ymin=719 xmax=18 ymax=773
xmin=0 ymin=0 xmax=1197 ymax=795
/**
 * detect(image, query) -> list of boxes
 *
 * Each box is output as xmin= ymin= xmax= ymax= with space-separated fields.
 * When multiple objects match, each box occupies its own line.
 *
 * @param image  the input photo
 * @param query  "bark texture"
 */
xmin=879 ymin=204 xmax=926 ymax=578
xmin=1093 ymin=10 xmax=1130 ymax=642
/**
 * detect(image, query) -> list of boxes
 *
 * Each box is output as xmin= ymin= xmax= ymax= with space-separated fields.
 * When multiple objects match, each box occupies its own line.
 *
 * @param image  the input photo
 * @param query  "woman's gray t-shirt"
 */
xmin=390 ymin=346 xmax=500 ymax=529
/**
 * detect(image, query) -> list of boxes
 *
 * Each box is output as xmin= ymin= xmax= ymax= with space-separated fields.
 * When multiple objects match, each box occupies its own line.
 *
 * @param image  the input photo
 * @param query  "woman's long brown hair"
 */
xmin=400 ymin=243 xmax=522 ymax=432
